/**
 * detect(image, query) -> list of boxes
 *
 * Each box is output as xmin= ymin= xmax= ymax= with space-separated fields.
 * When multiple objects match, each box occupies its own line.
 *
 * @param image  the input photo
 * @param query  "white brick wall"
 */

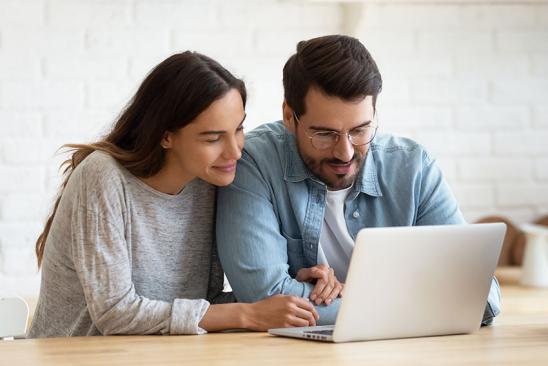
xmin=0 ymin=0 xmax=341 ymax=299
xmin=0 ymin=0 xmax=547 ymax=300
xmin=356 ymin=2 xmax=548 ymax=228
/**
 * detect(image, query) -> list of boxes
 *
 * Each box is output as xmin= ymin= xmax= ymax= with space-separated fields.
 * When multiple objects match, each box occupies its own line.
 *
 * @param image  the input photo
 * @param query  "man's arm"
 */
xmin=416 ymin=149 xmax=501 ymax=325
xmin=216 ymin=154 xmax=339 ymax=325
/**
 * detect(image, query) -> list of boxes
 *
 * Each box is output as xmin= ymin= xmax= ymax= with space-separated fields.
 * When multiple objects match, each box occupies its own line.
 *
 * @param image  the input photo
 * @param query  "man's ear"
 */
xmin=161 ymin=131 xmax=172 ymax=149
xmin=282 ymin=100 xmax=295 ymax=134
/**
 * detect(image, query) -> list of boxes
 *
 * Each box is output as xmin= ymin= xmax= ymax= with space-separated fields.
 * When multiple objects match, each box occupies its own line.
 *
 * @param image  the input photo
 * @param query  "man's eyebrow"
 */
xmin=198 ymin=115 xmax=246 ymax=135
xmin=309 ymin=120 xmax=372 ymax=132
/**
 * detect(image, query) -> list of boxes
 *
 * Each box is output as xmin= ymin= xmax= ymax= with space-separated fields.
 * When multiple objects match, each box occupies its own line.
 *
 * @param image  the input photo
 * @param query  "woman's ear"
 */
xmin=282 ymin=100 xmax=295 ymax=134
xmin=161 ymin=131 xmax=172 ymax=149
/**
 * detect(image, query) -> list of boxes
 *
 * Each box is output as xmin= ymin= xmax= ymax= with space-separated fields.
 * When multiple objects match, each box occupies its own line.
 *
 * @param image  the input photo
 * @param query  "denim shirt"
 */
xmin=216 ymin=121 xmax=501 ymax=326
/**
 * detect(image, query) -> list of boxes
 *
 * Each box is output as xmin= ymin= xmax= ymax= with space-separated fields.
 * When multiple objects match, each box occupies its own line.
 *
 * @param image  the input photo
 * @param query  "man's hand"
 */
xmin=296 ymin=264 xmax=343 ymax=305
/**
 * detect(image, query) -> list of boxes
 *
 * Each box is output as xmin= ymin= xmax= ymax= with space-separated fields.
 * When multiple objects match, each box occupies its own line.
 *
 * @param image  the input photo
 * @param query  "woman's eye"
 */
xmin=205 ymin=136 xmax=222 ymax=143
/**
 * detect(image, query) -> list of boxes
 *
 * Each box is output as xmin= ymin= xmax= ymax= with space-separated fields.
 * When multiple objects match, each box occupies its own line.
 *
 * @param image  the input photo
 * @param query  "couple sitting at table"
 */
xmin=28 ymin=35 xmax=500 ymax=338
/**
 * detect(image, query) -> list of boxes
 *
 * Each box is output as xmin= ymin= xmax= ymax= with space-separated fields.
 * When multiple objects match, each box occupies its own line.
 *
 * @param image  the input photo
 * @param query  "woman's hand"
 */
xmin=296 ymin=264 xmax=343 ymax=305
xmin=244 ymin=295 xmax=319 ymax=331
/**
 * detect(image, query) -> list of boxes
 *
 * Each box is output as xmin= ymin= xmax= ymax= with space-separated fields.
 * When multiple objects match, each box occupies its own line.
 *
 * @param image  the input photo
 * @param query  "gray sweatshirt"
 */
xmin=28 ymin=151 xmax=234 ymax=338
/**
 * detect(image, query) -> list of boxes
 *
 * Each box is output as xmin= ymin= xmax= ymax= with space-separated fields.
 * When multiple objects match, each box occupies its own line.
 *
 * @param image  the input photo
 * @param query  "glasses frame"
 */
xmin=292 ymin=111 xmax=378 ymax=151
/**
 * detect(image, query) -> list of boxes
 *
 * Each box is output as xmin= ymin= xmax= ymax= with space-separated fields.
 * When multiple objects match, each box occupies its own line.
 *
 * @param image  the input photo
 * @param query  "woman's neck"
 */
xmin=139 ymin=165 xmax=193 ymax=195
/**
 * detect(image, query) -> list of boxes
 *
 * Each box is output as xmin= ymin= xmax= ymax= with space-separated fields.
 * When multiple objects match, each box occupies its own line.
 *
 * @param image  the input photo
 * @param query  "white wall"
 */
xmin=0 ymin=0 xmax=341 ymax=298
xmin=352 ymin=3 xmax=548 ymax=224
xmin=0 ymin=0 xmax=547 ymax=300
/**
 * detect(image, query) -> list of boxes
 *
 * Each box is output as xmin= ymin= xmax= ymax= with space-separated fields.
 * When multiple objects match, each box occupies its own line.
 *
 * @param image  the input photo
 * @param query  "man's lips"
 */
xmin=326 ymin=161 xmax=353 ymax=175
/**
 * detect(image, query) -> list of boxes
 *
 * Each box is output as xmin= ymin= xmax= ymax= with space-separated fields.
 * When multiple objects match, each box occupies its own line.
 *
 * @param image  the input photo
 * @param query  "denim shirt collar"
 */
xmin=282 ymin=131 xmax=383 ymax=197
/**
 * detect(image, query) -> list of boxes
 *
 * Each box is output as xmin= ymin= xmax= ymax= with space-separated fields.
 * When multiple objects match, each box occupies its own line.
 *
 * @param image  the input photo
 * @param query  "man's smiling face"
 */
xmin=284 ymin=87 xmax=376 ymax=190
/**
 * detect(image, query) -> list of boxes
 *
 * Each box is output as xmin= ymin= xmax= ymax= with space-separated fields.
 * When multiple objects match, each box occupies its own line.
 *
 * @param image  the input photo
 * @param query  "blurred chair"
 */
xmin=476 ymin=214 xmax=548 ymax=267
xmin=476 ymin=216 xmax=526 ymax=266
xmin=0 ymin=296 xmax=29 ymax=340
xmin=535 ymin=215 xmax=548 ymax=227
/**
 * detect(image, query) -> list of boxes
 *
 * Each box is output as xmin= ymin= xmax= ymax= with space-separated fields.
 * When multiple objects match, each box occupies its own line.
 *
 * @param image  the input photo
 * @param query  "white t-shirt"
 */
xmin=317 ymin=186 xmax=355 ymax=283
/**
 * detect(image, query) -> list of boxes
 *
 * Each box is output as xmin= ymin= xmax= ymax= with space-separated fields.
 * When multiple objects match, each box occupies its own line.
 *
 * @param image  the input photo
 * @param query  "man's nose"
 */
xmin=332 ymin=134 xmax=354 ymax=162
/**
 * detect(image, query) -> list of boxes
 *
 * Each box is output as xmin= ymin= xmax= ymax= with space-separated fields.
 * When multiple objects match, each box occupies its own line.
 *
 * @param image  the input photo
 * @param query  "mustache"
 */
xmin=322 ymin=155 xmax=359 ymax=165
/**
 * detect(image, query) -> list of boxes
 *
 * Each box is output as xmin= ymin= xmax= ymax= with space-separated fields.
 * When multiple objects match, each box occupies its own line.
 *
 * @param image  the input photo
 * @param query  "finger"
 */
xmin=309 ymin=267 xmax=329 ymax=282
xmin=297 ymin=267 xmax=328 ymax=283
xmin=287 ymin=315 xmax=311 ymax=328
xmin=315 ymin=269 xmax=335 ymax=303
xmin=322 ymin=269 xmax=336 ymax=303
xmin=325 ymin=282 xmax=342 ymax=305
xmin=293 ymin=297 xmax=320 ymax=320
xmin=316 ymin=263 xmax=329 ymax=271
xmin=311 ymin=279 xmax=327 ymax=302
xmin=317 ymin=280 xmax=334 ymax=305
xmin=293 ymin=306 xmax=317 ymax=327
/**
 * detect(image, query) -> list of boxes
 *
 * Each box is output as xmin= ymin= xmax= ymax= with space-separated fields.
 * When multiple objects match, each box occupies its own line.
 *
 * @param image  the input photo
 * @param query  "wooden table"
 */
xmin=2 ymin=267 xmax=548 ymax=365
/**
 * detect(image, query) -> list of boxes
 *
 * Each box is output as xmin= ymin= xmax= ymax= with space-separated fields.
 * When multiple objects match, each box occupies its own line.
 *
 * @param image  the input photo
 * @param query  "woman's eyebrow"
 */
xmin=198 ymin=114 xmax=246 ymax=135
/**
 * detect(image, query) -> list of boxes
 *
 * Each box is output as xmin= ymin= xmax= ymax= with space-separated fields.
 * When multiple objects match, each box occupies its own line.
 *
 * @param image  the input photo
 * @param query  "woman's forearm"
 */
xmin=198 ymin=303 xmax=251 ymax=331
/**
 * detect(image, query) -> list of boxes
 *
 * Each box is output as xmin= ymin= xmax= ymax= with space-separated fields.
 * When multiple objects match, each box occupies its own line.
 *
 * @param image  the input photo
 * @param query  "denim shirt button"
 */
xmin=352 ymin=211 xmax=360 ymax=218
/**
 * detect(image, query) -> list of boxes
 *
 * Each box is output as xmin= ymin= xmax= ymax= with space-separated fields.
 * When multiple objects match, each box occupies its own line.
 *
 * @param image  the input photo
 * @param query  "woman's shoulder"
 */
xmin=75 ymin=151 xmax=125 ymax=179
xmin=186 ymin=178 xmax=216 ymax=200
xmin=67 ymin=150 xmax=128 ymax=199
xmin=78 ymin=150 xmax=121 ymax=171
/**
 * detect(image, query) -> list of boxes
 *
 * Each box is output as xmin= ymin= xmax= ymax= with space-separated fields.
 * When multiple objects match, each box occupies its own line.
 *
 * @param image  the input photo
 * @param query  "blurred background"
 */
xmin=0 ymin=0 xmax=547 ymax=301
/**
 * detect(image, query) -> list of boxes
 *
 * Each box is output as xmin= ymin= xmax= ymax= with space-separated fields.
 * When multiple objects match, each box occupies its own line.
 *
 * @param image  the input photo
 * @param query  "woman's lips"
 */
xmin=213 ymin=163 xmax=237 ymax=173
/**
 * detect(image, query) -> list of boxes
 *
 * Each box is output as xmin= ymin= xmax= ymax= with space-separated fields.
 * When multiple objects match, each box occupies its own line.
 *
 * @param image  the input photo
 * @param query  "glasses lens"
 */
xmin=311 ymin=132 xmax=337 ymax=150
xmin=349 ymin=126 xmax=377 ymax=146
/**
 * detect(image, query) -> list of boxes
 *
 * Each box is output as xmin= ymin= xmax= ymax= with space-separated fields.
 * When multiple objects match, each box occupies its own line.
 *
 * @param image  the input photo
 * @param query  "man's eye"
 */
xmin=315 ymin=132 xmax=336 ymax=138
xmin=350 ymin=129 xmax=367 ymax=137
xmin=205 ymin=136 xmax=222 ymax=143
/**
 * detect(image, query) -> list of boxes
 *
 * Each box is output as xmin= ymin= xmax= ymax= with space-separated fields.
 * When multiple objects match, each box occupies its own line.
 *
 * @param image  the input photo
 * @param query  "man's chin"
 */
xmin=319 ymin=173 xmax=356 ymax=190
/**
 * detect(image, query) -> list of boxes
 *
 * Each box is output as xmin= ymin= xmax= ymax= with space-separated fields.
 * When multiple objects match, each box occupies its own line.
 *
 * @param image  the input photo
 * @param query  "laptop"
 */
xmin=269 ymin=223 xmax=506 ymax=343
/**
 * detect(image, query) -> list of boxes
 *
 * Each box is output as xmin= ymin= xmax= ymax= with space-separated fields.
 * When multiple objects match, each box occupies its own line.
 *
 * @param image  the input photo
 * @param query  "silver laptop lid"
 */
xmin=332 ymin=223 xmax=505 ymax=343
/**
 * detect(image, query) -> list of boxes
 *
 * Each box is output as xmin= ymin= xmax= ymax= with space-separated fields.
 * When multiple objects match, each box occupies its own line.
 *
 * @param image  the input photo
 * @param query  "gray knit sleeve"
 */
xmin=69 ymin=165 xmax=211 ymax=335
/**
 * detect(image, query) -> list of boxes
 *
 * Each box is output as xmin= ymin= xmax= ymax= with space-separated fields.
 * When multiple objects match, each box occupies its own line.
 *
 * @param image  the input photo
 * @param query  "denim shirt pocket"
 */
xmin=282 ymin=231 xmax=305 ymax=277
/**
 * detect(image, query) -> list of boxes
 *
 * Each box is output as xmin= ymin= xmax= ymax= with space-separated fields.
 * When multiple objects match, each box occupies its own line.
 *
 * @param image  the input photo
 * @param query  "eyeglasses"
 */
xmin=293 ymin=111 xmax=378 ymax=151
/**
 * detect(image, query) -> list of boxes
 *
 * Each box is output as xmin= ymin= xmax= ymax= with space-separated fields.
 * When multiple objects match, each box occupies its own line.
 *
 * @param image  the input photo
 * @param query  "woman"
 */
xmin=28 ymin=52 xmax=320 ymax=337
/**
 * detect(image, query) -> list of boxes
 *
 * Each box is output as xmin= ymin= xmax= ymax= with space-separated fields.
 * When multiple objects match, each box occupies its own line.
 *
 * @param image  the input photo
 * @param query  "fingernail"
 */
xmin=310 ymin=294 xmax=316 ymax=300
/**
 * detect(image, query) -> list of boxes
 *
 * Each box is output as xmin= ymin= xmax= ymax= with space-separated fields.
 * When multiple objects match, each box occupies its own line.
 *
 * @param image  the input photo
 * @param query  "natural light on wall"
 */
xmin=0 ymin=0 xmax=547 ymax=310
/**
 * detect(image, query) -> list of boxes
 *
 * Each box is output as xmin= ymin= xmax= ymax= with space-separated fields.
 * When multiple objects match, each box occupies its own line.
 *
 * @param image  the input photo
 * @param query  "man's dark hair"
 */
xmin=283 ymin=34 xmax=382 ymax=117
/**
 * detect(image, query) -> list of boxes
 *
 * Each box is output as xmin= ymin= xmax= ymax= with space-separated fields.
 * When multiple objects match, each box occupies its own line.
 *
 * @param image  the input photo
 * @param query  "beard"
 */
xmin=297 ymin=144 xmax=366 ymax=190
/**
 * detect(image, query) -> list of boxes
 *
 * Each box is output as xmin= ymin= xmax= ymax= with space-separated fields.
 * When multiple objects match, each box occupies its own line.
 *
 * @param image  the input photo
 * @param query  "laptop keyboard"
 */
xmin=304 ymin=329 xmax=334 ymax=336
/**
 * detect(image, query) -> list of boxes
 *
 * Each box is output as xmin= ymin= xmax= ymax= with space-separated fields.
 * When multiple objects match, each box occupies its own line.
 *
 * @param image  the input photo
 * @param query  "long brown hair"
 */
xmin=36 ymin=51 xmax=246 ymax=267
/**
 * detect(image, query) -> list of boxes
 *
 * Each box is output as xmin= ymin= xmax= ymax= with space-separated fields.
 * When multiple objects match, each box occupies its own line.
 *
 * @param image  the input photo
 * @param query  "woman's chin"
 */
xmin=202 ymin=173 xmax=236 ymax=187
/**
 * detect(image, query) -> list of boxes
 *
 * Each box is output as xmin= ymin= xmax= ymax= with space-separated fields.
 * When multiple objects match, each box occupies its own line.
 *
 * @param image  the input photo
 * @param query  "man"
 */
xmin=216 ymin=35 xmax=500 ymax=326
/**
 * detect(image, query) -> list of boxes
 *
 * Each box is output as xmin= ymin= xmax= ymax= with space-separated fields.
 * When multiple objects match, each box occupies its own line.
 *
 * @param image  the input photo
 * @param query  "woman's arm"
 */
xmin=72 ymin=199 xmax=318 ymax=334
xmin=199 ymin=295 xmax=319 ymax=331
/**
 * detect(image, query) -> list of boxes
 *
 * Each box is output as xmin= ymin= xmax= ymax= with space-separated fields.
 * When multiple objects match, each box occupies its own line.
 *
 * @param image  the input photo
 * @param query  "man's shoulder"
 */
xmin=245 ymin=120 xmax=286 ymax=145
xmin=242 ymin=121 xmax=287 ymax=161
xmin=371 ymin=133 xmax=432 ymax=164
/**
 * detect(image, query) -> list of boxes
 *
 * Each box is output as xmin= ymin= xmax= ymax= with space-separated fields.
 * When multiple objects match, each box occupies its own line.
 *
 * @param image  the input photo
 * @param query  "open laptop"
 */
xmin=269 ymin=223 xmax=506 ymax=343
